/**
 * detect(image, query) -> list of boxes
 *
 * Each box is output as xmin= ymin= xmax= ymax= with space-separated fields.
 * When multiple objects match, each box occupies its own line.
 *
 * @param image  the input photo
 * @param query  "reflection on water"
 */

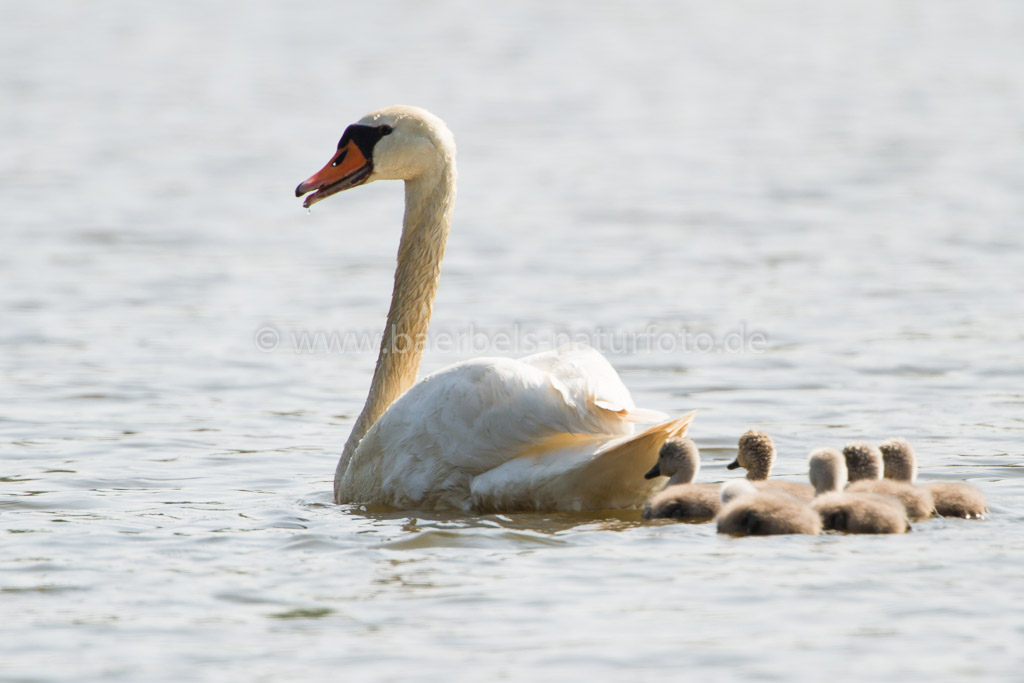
xmin=3 ymin=0 xmax=1024 ymax=680
xmin=348 ymin=504 xmax=648 ymax=536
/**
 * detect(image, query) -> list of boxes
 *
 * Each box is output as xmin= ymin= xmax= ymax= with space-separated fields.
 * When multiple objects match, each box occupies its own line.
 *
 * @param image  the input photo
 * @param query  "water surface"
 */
xmin=3 ymin=1 xmax=1024 ymax=680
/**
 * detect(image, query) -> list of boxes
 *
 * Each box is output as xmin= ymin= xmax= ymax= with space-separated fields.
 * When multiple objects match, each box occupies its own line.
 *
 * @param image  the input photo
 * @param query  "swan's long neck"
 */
xmin=335 ymin=160 xmax=456 ymax=494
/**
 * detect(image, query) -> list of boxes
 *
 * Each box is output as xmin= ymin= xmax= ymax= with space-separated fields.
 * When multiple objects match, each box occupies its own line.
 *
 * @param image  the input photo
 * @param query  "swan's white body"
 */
xmin=345 ymin=347 xmax=693 ymax=511
xmin=296 ymin=105 xmax=694 ymax=512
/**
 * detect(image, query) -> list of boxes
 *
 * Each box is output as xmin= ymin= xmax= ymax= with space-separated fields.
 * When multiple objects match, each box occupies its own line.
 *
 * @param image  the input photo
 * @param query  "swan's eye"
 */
xmin=379 ymin=125 xmax=394 ymax=136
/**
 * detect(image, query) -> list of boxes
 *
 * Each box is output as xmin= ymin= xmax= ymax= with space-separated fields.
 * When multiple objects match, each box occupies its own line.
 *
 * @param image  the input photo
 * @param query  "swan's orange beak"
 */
xmin=295 ymin=139 xmax=372 ymax=209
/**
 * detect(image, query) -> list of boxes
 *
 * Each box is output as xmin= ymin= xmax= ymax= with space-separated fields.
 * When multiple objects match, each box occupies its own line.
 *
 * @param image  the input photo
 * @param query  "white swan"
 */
xmin=295 ymin=105 xmax=694 ymax=512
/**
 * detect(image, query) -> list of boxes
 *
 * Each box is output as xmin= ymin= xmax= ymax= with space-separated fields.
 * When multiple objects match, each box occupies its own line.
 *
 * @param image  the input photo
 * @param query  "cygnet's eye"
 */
xmin=379 ymin=125 xmax=394 ymax=135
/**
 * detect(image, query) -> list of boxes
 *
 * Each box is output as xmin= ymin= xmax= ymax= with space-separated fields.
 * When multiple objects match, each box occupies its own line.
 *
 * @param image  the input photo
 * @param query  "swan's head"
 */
xmin=879 ymin=437 xmax=917 ymax=483
xmin=728 ymin=430 xmax=776 ymax=480
xmin=295 ymin=105 xmax=456 ymax=208
xmin=842 ymin=441 xmax=883 ymax=482
xmin=644 ymin=437 xmax=700 ymax=483
xmin=807 ymin=447 xmax=848 ymax=495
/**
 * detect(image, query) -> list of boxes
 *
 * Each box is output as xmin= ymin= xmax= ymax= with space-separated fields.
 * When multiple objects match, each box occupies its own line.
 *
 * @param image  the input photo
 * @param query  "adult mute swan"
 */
xmin=295 ymin=105 xmax=694 ymax=512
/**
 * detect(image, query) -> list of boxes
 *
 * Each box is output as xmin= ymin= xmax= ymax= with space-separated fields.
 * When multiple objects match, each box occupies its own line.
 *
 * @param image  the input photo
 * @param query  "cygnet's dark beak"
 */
xmin=726 ymin=459 xmax=741 ymax=470
xmin=643 ymin=463 xmax=662 ymax=480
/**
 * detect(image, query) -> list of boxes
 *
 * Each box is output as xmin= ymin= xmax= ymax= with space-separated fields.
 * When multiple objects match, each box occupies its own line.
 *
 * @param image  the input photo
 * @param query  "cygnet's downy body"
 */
xmin=642 ymin=438 xmax=720 ymax=521
xmin=843 ymin=442 xmax=935 ymax=520
xmin=880 ymin=438 xmax=988 ymax=519
xmin=727 ymin=430 xmax=815 ymax=503
xmin=808 ymin=447 xmax=909 ymax=534
xmin=715 ymin=479 xmax=821 ymax=537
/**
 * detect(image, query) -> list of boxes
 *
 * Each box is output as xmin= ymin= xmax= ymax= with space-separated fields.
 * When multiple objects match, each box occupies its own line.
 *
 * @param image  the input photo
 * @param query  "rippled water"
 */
xmin=3 ymin=1 xmax=1024 ymax=680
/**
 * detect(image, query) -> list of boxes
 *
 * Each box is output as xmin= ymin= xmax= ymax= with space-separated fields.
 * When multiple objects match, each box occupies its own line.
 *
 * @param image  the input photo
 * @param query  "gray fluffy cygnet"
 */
xmin=642 ymin=438 xmax=720 ymax=521
xmin=808 ymin=447 xmax=910 ymax=534
xmin=879 ymin=438 xmax=988 ymax=519
xmin=715 ymin=480 xmax=821 ymax=536
xmin=843 ymin=441 xmax=935 ymax=519
xmin=726 ymin=430 xmax=815 ymax=503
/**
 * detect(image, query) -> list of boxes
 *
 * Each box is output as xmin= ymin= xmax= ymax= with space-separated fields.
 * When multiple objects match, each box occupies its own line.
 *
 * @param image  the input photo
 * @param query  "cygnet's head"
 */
xmin=808 ymin=447 xmax=848 ymax=495
xmin=728 ymin=430 xmax=776 ymax=480
xmin=296 ymin=105 xmax=456 ymax=208
xmin=879 ymin=437 xmax=917 ymax=483
xmin=644 ymin=438 xmax=700 ymax=484
xmin=842 ymin=441 xmax=883 ymax=482
xmin=720 ymin=479 xmax=759 ymax=506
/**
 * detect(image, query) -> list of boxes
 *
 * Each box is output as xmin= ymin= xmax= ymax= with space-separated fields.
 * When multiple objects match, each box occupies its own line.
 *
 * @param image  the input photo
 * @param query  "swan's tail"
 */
xmin=573 ymin=410 xmax=697 ymax=508
xmin=611 ymin=410 xmax=696 ymax=450
xmin=591 ymin=409 xmax=696 ymax=475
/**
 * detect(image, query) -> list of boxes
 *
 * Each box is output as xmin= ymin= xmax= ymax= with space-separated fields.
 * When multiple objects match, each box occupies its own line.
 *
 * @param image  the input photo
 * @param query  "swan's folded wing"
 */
xmin=470 ymin=411 xmax=696 ymax=512
xmin=348 ymin=356 xmax=618 ymax=508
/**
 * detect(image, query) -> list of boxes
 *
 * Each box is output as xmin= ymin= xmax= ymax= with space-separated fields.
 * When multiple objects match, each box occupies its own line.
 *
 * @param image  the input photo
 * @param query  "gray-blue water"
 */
xmin=3 ymin=1 xmax=1024 ymax=680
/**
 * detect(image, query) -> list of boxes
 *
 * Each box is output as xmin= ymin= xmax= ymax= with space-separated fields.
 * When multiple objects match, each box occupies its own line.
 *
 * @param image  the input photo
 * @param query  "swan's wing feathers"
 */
xmin=614 ymin=406 xmax=671 ymax=423
xmin=367 ymin=357 xmax=601 ymax=477
xmin=520 ymin=344 xmax=632 ymax=408
xmin=470 ymin=411 xmax=697 ymax=511
xmin=520 ymin=344 xmax=666 ymax=425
